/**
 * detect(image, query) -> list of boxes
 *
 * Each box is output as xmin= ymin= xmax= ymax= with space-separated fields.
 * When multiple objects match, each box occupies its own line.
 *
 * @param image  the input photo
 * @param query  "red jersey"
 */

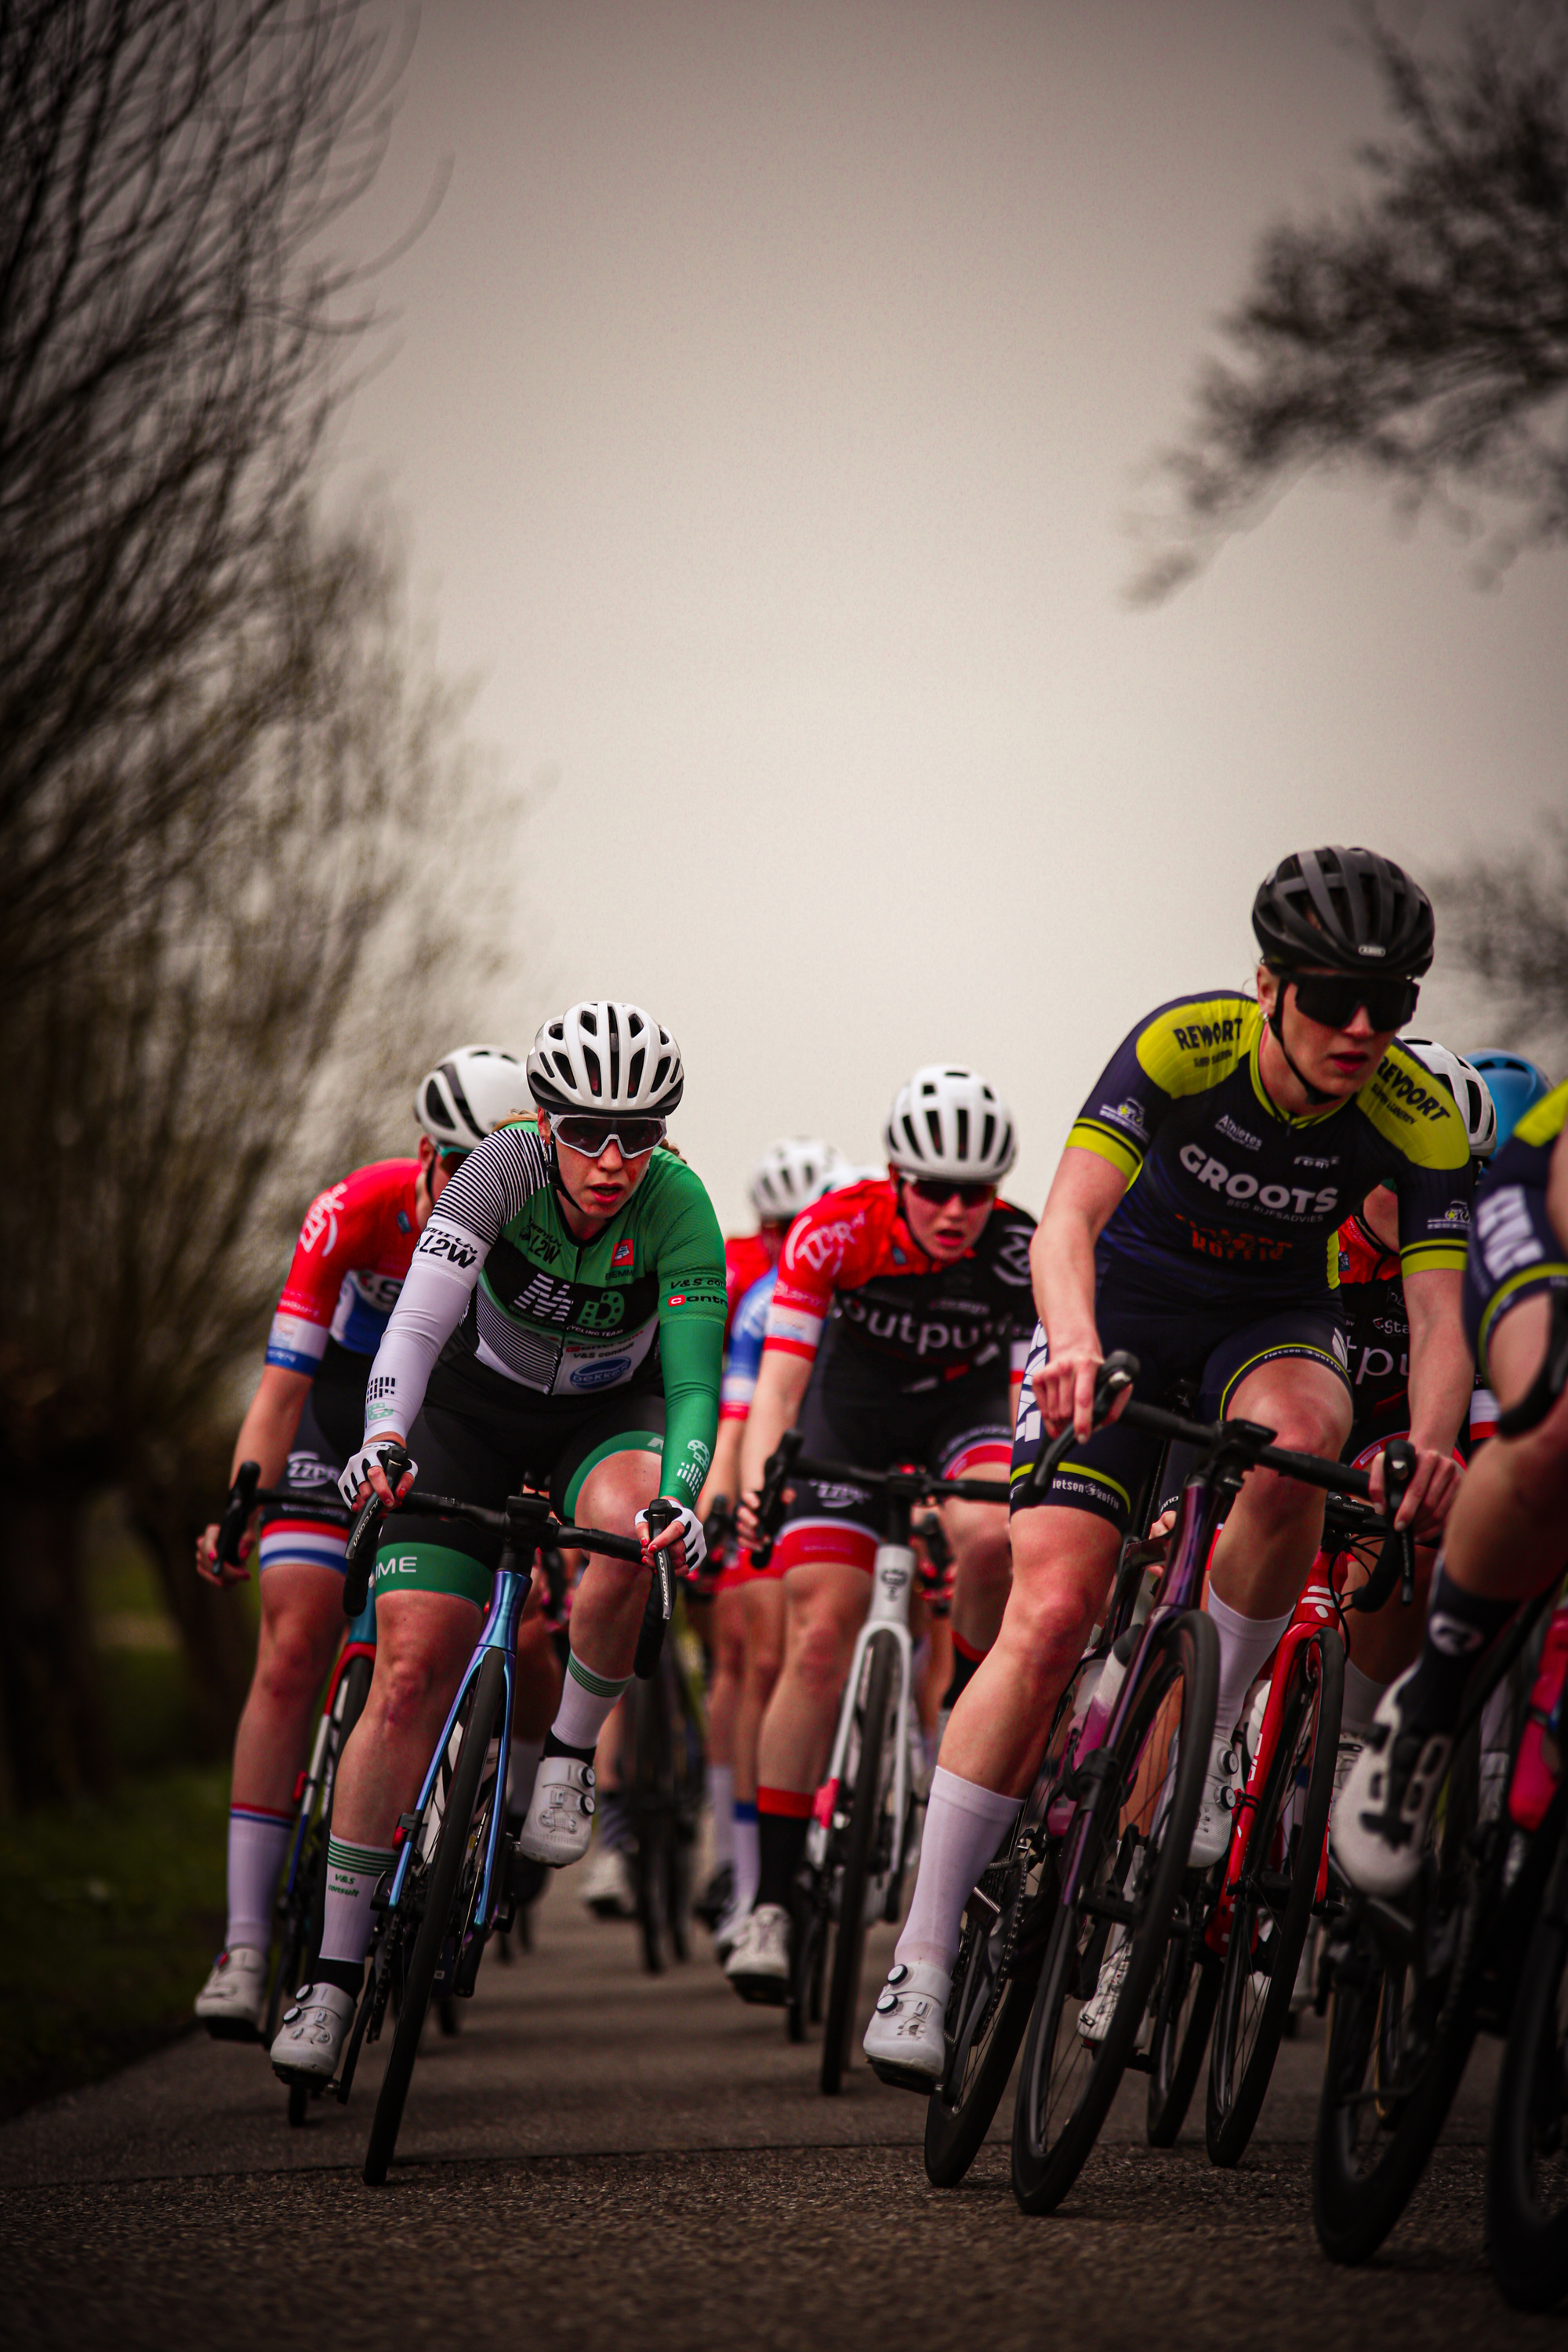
xmin=724 ymin=1229 xmax=779 ymax=1341
xmin=764 ymin=1178 xmax=1036 ymax=1398
xmin=267 ymin=1159 xmax=423 ymax=1377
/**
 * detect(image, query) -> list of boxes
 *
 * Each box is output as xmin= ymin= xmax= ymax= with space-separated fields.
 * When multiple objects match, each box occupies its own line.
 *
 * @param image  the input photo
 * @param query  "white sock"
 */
xmin=732 ymin=1804 xmax=759 ymax=1912
xmin=225 ymin=1805 xmax=292 ymax=1951
xmin=707 ymin=1764 xmax=735 ymax=1866
xmin=1340 ymin=1657 xmax=1384 ymax=1740
xmin=319 ymin=1837 xmax=395 ymax=1969
xmin=509 ymin=1736 xmax=545 ymax=1816
xmin=551 ymin=1653 xmax=631 ymax=1751
xmin=893 ymin=1766 xmax=1019 ymax=1976
xmin=1208 ymin=1592 xmax=1294 ymax=1742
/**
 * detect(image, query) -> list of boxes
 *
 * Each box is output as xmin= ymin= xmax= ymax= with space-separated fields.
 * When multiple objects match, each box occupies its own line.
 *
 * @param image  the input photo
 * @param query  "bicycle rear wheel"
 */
xmin=1311 ymin=1740 xmax=1481 ymax=2263
xmin=821 ymin=1630 xmax=899 ymax=2096
xmin=1486 ymin=1857 xmax=1568 ymax=2309
xmin=1011 ymin=1608 xmax=1218 ymax=2215
xmin=924 ymin=1833 xmax=1053 ymax=2187
xmin=267 ymin=1650 xmax=375 ymax=2047
xmin=363 ymin=1650 xmax=506 ymax=2187
xmin=1207 ymin=1624 xmax=1342 ymax=2166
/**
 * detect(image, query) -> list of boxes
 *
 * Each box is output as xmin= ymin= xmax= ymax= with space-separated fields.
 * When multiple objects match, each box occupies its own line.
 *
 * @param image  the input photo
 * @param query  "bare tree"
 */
xmin=0 ymin=0 xmax=414 ymax=986
xmin=1133 ymin=4 xmax=1568 ymax=601
xmin=1434 ymin=814 xmax=1568 ymax=1069
xmin=0 ymin=507 xmax=503 ymax=1804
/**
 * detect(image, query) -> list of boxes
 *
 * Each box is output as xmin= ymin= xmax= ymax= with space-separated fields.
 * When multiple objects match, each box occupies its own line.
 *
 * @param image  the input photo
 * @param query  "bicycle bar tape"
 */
xmin=341 ymin=1445 xmax=409 ymax=1621
xmin=633 ymin=1499 xmax=677 ymax=1681
xmin=216 ymin=1461 xmax=261 ymax=1567
xmin=1026 ymin=1352 xmax=1140 ymax=1499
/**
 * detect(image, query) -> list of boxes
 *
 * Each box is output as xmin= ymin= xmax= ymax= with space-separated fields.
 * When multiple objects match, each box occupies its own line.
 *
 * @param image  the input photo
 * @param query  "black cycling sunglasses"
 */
xmin=906 ymin=1178 xmax=996 ymax=1210
xmin=553 ymin=1112 xmax=666 ymax=1158
xmin=1280 ymin=971 xmax=1421 ymax=1033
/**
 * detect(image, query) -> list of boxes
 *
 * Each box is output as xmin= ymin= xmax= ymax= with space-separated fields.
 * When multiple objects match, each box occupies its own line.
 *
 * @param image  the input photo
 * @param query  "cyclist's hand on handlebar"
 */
xmin=1368 ymin=1441 xmax=1461 ymax=1541
xmin=636 ymin=1499 xmax=705 ymax=1578
xmin=337 ymin=1442 xmax=418 ymax=1513
xmin=1032 ymin=1334 xmax=1120 ymax=1443
xmin=195 ymin=1522 xmax=251 ymax=1587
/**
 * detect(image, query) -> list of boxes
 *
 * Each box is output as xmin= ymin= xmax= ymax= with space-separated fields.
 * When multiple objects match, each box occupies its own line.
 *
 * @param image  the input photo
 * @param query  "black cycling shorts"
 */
xmin=257 ymin=1356 xmax=369 ymax=1575
xmin=372 ymin=1358 xmax=667 ymax=1610
xmin=1009 ymin=1256 xmax=1351 ymax=1537
xmin=765 ymin=1361 xmax=1011 ymax=1580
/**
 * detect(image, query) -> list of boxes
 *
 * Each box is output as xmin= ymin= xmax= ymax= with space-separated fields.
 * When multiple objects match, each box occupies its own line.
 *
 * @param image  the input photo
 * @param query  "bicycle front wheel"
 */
xmin=1207 ymin=1623 xmax=1342 ymax=2166
xmin=924 ymin=1834 xmax=1052 ymax=2187
xmin=1487 ymin=1882 xmax=1568 ymax=2308
xmin=821 ymin=1629 xmax=899 ymax=2096
xmin=363 ymin=1649 xmax=507 ymax=2187
xmin=1011 ymin=1608 xmax=1218 ymax=2215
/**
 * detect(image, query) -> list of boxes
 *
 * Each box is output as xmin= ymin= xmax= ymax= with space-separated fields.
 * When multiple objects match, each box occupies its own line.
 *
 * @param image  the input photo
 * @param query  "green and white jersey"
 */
xmin=361 ymin=1117 xmax=726 ymax=1504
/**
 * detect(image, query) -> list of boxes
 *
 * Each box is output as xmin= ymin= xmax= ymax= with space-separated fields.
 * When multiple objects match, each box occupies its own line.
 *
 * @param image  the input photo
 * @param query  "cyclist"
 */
xmin=865 ymin=847 xmax=1477 ymax=2083
xmin=1337 ymin=1074 xmax=1568 ymax=1896
xmin=726 ymin=1065 xmax=1033 ymax=2002
xmin=268 ymin=1002 xmax=725 ymax=2082
xmin=689 ymin=1140 xmax=840 ymax=1930
xmin=192 ymin=1046 xmax=528 ymax=2037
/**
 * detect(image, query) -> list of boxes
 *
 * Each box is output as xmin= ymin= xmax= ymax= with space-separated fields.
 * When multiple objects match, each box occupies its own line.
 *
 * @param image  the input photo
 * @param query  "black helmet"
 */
xmin=1251 ymin=846 xmax=1435 ymax=978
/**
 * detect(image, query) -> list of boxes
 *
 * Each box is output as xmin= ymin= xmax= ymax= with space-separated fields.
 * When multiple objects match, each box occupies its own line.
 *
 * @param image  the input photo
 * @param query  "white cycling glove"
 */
xmin=337 ymin=1443 xmax=418 ymax=1509
xmin=634 ymin=1500 xmax=706 ymax=1576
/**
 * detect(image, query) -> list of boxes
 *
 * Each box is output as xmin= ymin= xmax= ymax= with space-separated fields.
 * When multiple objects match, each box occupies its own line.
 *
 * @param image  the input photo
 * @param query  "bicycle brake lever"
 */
xmin=1381 ymin=1437 xmax=1418 ymax=1606
xmin=216 ymin=1461 xmax=260 ymax=1568
xmin=342 ymin=1444 xmax=409 ymax=1620
xmin=1027 ymin=1351 xmax=1141 ymax=1500
xmin=633 ymin=1499 xmax=677 ymax=1679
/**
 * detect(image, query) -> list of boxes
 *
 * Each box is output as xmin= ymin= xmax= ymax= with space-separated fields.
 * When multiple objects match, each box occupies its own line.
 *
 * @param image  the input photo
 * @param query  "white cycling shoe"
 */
xmin=1189 ymin=1730 xmax=1243 ymax=1869
xmin=863 ymin=1960 xmax=950 ymax=2089
xmin=515 ymin=1756 xmax=596 ymax=1867
xmin=712 ymin=1890 xmax=750 ymax=1963
xmin=269 ymin=1982 xmax=356 ymax=2082
xmin=579 ymin=1841 xmax=637 ymax=1918
xmin=724 ymin=1901 xmax=791 ymax=2005
xmin=194 ymin=1944 xmax=268 ymax=2041
xmin=1330 ymin=1666 xmax=1452 ymax=1900
xmin=1076 ymin=1940 xmax=1130 ymax=2044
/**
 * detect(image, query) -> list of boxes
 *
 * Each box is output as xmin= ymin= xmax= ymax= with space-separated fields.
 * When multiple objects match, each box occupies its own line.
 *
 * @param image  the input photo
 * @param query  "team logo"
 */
xmin=612 ymin=1237 xmax=634 ymax=1269
xmin=569 ymin=1357 xmax=631 ymax=1390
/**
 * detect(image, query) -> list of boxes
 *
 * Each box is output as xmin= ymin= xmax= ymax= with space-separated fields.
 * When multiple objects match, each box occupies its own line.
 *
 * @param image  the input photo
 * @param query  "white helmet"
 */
xmin=750 ymin=1138 xmax=844 ymax=1224
xmin=415 ymin=1045 xmax=527 ymax=1151
xmin=884 ymin=1065 xmax=1016 ymax=1183
xmin=822 ymin=1163 xmax=888 ymax=1192
xmin=1402 ymin=1037 xmax=1497 ymax=1159
xmin=526 ymin=1000 xmax=684 ymax=1116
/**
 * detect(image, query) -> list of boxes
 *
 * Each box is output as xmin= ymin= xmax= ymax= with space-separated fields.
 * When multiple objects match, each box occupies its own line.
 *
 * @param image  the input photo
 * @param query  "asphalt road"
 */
xmin=0 ymin=1883 xmax=1549 ymax=2352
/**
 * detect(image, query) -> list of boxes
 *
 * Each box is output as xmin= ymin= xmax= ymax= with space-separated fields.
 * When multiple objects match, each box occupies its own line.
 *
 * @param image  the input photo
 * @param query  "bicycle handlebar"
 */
xmin=747 ymin=1428 xmax=1007 ymax=1569
xmin=213 ymin=1464 xmax=352 ymax=1570
xmin=1497 ymin=1289 xmax=1568 ymax=1439
xmin=634 ymin=1498 xmax=678 ymax=1680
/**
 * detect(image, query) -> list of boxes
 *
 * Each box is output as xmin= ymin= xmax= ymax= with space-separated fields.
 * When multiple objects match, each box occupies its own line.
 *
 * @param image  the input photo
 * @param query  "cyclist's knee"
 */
xmin=254 ymin=1609 xmax=335 ymax=1710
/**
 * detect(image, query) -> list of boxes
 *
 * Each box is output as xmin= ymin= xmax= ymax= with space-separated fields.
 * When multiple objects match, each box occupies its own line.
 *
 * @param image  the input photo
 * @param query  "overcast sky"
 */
xmin=332 ymin=0 xmax=1564 ymax=1226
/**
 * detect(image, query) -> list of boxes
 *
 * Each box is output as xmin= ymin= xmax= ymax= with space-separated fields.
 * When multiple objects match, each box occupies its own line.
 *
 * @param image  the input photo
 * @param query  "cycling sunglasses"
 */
xmin=906 ymin=1178 xmax=996 ymax=1210
xmin=1278 ymin=970 xmax=1421 ymax=1033
xmin=552 ymin=1113 xmax=666 ymax=1159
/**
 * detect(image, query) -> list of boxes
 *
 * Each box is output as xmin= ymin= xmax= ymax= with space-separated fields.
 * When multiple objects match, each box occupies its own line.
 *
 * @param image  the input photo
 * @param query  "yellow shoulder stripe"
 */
xmin=1134 ymin=998 xmax=1259 ymax=1100
xmin=1515 ymin=1080 xmax=1568 ymax=1152
xmin=1357 ymin=1044 xmax=1472 ymax=1173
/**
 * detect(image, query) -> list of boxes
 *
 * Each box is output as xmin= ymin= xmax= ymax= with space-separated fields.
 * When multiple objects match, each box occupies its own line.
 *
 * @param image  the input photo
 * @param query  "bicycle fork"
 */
xmin=806 ymin=1538 xmax=921 ymax=1913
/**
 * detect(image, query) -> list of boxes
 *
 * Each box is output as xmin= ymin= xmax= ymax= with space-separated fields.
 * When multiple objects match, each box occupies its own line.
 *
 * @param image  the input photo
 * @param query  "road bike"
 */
xmin=751 ymin=1432 xmax=1004 ymax=2094
xmin=622 ymin=1595 xmax=706 ymax=1973
xmin=327 ymin=1455 xmax=655 ymax=2186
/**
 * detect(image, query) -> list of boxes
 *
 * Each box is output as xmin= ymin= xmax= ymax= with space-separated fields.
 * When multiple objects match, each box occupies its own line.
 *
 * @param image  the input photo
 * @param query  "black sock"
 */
xmin=311 ymin=1955 xmax=363 ymax=1998
xmin=757 ymin=1807 xmax=811 ymax=1910
xmin=543 ymin=1729 xmax=597 ymax=1766
xmin=1402 ymin=1561 xmax=1516 ymax=1735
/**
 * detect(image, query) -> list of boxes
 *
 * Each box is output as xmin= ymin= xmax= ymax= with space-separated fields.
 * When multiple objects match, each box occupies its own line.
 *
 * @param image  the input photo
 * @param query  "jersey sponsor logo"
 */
xmin=1215 ymin=1114 xmax=1261 ymax=1152
xmin=375 ymin=1553 xmax=423 ymax=1581
xmin=511 ymin=1269 xmax=574 ymax=1324
xmin=612 ymin=1237 xmax=634 ymax=1269
xmin=575 ymin=1290 xmax=626 ymax=1330
xmin=1177 ymin=1141 xmax=1338 ymax=1218
xmin=790 ymin=1210 xmax=862 ymax=1274
xmin=672 ymin=1457 xmax=704 ymax=1495
xmin=1294 ymin=1153 xmax=1336 ymax=1170
xmin=666 ymin=1293 xmax=686 ymax=1307
xmin=995 ymin=1223 xmax=1034 ymax=1287
xmin=347 ymin=1269 xmax=404 ymax=1313
xmin=1171 ymin=1015 xmax=1246 ymax=1052
xmin=285 ymin=1448 xmax=336 ymax=1488
xmin=1374 ymin=1056 xmax=1449 ymax=1122
xmin=299 ymin=1182 xmax=348 ymax=1258
xmin=1352 ymin=1344 xmax=1407 ymax=1388
xmin=815 ymin=1480 xmax=872 ymax=1512
xmin=569 ymin=1356 xmax=631 ymax=1389
xmin=1475 ymin=1185 xmax=1542 ymax=1281
xmin=1096 ymin=1096 xmax=1149 ymax=1142
xmin=1178 ymin=1214 xmax=1296 ymax=1265
xmin=365 ymin=1373 xmax=397 ymax=1407
xmin=418 ymin=1228 xmax=479 ymax=1270
xmin=837 ymin=1292 xmax=989 ymax=1359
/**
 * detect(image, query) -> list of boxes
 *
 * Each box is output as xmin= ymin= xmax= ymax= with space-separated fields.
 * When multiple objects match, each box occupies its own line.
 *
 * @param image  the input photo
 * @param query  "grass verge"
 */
xmin=0 ymin=1766 xmax=227 ymax=2118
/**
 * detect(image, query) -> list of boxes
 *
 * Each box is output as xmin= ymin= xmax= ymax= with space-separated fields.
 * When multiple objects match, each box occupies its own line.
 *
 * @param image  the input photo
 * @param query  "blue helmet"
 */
xmin=1466 ymin=1051 xmax=1552 ymax=1152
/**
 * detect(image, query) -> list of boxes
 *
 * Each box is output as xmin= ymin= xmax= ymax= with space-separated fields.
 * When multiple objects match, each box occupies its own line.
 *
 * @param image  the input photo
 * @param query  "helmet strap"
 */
xmin=1267 ymin=987 xmax=1335 ymax=1109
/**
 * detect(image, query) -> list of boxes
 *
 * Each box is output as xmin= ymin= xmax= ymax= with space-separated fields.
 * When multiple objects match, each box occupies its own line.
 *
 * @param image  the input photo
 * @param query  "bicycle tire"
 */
xmin=1145 ymin=1929 xmax=1221 ymax=2147
xmin=630 ymin=1670 xmax=676 ymax=1974
xmin=1311 ymin=1737 xmax=1482 ymax=2263
xmin=287 ymin=2078 xmax=310 ymax=2128
xmin=1207 ymin=1624 xmax=1342 ymax=2166
xmin=787 ymin=1874 xmax=827 ymax=2045
xmin=1011 ymin=1608 xmax=1218 ymax=2215
xmin=1486 ymin=1884 xmax=1568 ymax=2307
xmin=924 ymin=1839 xmax=1052 ymax=2187
xmin=363 ymin=1649 xmax=506 ymax=2187
xmin=821 ymin=1630 xmax=899 ymax=2096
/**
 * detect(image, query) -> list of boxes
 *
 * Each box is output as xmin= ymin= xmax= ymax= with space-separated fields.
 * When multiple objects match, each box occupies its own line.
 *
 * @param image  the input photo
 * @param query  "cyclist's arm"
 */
xmin=1551 ymin=1122 xmax=1568 ymax=1251
xmin=739 ymin=1348 xmax=813 ymax=1508
xmin=651 ymin=1171 xmax=728 ymax=1515
xmin=196 ymin=1364 xmax=314 ymax=1582
xmin=1381 ymin=1265 xmax=1471 ymax=1534
xmin=1029 ymin=1145 xmax=1129 ymax=1439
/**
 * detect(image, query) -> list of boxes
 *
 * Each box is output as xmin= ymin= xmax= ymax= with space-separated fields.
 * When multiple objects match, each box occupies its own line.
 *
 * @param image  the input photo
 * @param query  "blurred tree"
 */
xmin=0 ymin=0 xmax=413 ymax=987
xmin=1133 ymin=3 xmax=1568 ymax=601
xmin=1434 ymin=814 xmax=1568 ymax=1069
xmin=0 ymin=510 xmax=495 ymax=1806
